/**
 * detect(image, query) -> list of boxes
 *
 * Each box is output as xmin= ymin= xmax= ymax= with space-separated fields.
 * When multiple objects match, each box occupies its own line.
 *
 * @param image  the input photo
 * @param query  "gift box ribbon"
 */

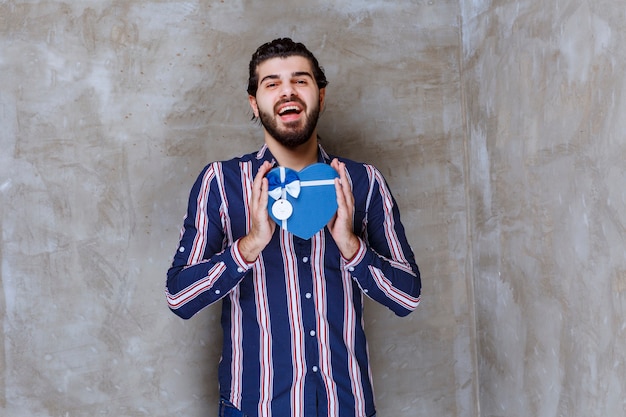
xmin=267 ymin=167 xmax=336 ymax=204
xmin=267 ymin=167 xmax=301 ymax=200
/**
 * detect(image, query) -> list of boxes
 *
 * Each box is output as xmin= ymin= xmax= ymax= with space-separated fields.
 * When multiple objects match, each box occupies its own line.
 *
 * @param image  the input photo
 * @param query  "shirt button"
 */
xmin=309 ymin=330 xmax=316 ymax=337
xmin=302 ymin=257 xmax=309 ymax=263
xmin=348 ymin=267 xmax=355 ymax=272
xmin=237 ymin=267 xmax=244 ymax=273
xmin=312 ymin=366 xmax=318 ymax=372
xmin=305 ymin=293 xmax=312 ymax=299
xmin=215 ymin=289 xmax=221 ymax=295
xmin=179 ymin=247 xmax=185 ymax=252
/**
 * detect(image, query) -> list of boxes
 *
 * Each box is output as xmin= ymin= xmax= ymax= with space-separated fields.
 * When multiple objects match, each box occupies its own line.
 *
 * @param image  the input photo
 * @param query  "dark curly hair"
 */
xmin=247 ymin=38 xmax=328 ymax=97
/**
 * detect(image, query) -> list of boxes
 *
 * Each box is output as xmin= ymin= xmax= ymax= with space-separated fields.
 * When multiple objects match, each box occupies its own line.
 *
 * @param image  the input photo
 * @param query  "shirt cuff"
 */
xmin=231 ymin=239 xmax=255 ymax=272
xmin=342 ymin=237 xmax=366 ymax=269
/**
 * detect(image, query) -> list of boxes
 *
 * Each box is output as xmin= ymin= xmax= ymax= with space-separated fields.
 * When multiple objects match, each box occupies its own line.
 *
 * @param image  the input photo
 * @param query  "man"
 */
xmin=166 ymin=38 xmax=421 ymax=417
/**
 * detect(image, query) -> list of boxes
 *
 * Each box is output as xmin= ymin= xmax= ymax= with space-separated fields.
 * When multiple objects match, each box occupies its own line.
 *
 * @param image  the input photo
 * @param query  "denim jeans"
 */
xmin=219 ymin=398 xmax=247 ymax=417
xmin=218 ymin=398 xmax=376 ymax=417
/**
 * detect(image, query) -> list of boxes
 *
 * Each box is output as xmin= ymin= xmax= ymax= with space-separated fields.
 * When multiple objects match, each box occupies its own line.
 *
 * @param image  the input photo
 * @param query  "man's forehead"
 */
xmin=256 ymin=56 xmax=314 ymax=79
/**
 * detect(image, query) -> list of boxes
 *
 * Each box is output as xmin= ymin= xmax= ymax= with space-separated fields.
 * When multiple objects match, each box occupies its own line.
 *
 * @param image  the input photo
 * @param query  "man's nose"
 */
xmin=280 ymin=82 xmax=297 ymax=98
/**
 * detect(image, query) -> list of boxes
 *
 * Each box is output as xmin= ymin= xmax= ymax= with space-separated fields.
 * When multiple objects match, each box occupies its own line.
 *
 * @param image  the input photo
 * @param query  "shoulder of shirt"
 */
xmin=326 ymin=153 xmax=382 ymax=176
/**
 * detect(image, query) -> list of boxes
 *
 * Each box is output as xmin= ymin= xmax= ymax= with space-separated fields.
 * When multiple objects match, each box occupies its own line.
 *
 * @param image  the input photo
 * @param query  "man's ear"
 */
xmin=319 ymin=88 xmax=326 ymax=112
xmin=248 ymin=95 xmax=259 ymax=118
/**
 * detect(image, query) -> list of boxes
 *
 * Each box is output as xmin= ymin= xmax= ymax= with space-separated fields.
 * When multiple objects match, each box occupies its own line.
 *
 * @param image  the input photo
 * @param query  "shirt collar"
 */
xmin=255 ymin=141 xmax=332 ymax=166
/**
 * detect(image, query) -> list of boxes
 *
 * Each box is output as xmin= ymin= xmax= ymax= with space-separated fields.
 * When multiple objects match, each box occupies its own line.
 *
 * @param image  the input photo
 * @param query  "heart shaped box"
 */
xmin=266 ymin=163 xmax=339 ymax=239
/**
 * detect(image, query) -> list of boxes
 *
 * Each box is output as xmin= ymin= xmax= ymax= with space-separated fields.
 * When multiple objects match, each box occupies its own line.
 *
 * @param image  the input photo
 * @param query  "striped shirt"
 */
xmin=166 ymin=144 xmax=421 ymax=417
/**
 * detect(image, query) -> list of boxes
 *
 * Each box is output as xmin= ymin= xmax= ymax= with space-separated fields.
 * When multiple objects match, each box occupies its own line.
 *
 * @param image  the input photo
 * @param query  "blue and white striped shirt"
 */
xmin=166 ymin=144 xmax=421 ymax=417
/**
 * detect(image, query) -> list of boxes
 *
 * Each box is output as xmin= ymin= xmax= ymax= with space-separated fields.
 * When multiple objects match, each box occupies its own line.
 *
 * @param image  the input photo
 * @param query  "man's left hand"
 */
xmin=327 ymin=158 xmax=360 ymax=260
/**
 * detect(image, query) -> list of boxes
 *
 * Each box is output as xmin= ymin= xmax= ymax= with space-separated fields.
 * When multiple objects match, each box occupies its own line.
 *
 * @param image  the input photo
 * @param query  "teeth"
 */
xmin=279 ymin=105 xmax=300 ymax=115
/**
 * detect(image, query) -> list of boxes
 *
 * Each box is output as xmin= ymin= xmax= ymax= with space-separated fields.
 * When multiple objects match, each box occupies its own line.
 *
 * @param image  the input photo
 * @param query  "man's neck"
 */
xmin=265 ymin=135 xmax=319 ymax=171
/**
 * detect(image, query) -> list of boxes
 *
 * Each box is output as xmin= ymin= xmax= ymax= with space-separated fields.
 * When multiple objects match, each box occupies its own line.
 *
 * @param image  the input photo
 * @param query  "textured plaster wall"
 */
xmin=5 ymin=0 xmax=623 ymax=416
xmin=461 ymin=0 xmax=626 ymax=416
xmin=1 ymin=1 xmax=474 ymax=417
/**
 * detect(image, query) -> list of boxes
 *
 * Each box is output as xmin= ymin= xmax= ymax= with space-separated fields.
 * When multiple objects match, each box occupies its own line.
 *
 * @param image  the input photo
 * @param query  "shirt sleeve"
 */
xmin=165 ymin=163 xmax=253 ymax=319
xmin=343 ymin=165 xmax=421 ymax=317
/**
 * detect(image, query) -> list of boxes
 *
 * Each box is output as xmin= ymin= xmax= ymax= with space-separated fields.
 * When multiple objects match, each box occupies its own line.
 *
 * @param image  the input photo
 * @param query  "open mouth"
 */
xmin=278 ymin=105 xmax=302 ymax=116
xmin=276 ymin=101 xmax=305 ymax=121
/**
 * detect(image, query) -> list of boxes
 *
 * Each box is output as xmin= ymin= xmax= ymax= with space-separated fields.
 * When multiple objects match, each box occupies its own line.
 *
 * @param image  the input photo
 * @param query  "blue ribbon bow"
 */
xmin=267 ymin=167 xmax=301 ymax=200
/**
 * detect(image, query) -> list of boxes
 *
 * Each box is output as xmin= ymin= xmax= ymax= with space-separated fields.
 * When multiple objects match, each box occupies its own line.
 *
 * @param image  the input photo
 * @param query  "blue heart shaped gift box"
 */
xmin=266 ymin=163 xmax=339 ymax=240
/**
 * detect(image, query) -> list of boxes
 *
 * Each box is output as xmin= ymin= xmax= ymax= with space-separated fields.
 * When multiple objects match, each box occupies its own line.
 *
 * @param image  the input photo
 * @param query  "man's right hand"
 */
xmin=238 ymin=161 xmax=276 ymax=262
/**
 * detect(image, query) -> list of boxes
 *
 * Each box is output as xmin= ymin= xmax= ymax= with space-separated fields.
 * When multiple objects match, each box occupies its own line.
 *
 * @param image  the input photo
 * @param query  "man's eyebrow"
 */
xmin=292 ymin=71 xmax=314 ymax=79
xmin=260 ymin=74 xmax=280 ymax=84
xmin=259 ymin=71 xmax=314 ymax=85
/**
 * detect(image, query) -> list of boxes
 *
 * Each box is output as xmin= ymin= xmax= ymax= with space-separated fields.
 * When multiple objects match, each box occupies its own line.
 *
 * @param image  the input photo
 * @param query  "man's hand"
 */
xmin=327 ymin=158 xmax=360 ymax=260
xmin=239 ymin=161 xmax=276 ymax=262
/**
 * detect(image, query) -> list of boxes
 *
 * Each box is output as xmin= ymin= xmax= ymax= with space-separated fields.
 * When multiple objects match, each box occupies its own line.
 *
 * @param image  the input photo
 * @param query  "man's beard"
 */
xmin=258 ymin=97 xmax=320 ymax=149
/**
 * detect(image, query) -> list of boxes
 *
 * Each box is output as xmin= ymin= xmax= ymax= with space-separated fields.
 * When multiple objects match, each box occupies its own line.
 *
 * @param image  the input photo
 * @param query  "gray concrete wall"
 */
xmin=461 ymin=0 xmax=626 ymax=416
xmin=1 ymin=1 xmax=474 ymax=416
xmin=2 ymin=0 xmax=624 ymax=416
